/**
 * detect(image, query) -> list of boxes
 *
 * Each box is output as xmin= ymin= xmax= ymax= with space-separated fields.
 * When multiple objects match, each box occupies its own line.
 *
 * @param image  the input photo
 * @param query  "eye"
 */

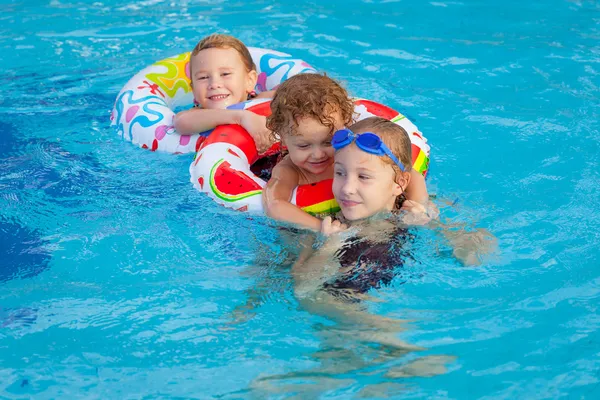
xmin=221 ymin=72 xmax=232 ymax=77
xmin=296 ymin=144 xmax=310 ymax=149
xmin=197 ymin=76 xmax=208 ymax=80
xmin=323 ymin=141 xmax=332 ymax=147
xmin=359 ymin=174 xmax=371 ymax=180
xmin=334 ymin=169 xmax=345 ymax=177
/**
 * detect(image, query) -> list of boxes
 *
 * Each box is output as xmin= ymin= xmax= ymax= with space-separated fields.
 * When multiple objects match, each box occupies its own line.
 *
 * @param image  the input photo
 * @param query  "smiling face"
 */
xmin=283 ymin=114 xmax=345 ymax=177
xmin=332 ymin=144 xmax=405 ymax=221
xmin=190 ymin=47 xmax=257 ymax=109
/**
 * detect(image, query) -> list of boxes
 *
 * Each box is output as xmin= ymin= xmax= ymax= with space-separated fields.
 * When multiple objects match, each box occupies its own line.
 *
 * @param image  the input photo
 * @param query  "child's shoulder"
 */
xmin=270 ymin=155 xmax=300 ymax=180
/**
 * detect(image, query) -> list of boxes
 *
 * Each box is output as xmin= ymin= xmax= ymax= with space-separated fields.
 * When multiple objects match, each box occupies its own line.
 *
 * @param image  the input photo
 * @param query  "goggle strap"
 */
xmin=381 ymin=146 xmax=405 ymax=172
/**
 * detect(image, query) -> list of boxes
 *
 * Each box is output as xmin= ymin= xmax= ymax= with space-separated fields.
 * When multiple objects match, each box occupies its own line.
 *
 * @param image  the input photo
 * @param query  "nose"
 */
xmin=208 ymin=75 xmax=222 ymax=89
xmin=340 ymin=175 xmax=357 ymax=196
xmin=311 ymin=146 xmax=326 ymax=160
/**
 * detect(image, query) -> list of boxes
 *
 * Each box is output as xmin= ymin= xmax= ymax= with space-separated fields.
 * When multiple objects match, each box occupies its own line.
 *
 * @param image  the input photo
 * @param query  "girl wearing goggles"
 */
xmin=328 ymin=117 xmax=424 ymax=226
xmin=294 ymin=117 xmax=494 ymax=302
xmin=263 ymin=74 xmax=431 ymax=231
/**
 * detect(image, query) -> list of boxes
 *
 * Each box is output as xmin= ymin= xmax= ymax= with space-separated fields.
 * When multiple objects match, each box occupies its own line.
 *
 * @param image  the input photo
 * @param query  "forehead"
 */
xmin=191 ymin=47 xmax=244 ymax=70
xmin=335 ymin=145 xmax=388 ymax=170
xmin=289 ymin=113 xmax=345 ymax=136
xmin=293 ymin=116 xmax=331 ymax=137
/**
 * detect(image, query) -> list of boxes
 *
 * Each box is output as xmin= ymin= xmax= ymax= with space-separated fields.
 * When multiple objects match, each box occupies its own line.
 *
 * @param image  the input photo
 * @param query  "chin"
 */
xmin=311 ymin=167 xmax=329 ymax=175
xmin=205 ymin=102 xmax=228 ymax=110
xmin=308 ymin=163 xmax=331 ymax=175
xmin=340 ymin=209 xmax=365 ymax=221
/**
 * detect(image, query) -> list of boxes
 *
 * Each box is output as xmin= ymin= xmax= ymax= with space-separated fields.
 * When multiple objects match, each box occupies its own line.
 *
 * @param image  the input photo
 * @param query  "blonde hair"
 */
xmin=266 ymin=73 xmax=355 ymax=141
xmin=189 ymin=34 xmax=256 ymax=85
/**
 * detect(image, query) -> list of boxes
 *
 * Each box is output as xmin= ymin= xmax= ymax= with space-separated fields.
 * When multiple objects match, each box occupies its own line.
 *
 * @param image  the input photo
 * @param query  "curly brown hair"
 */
xmin=189 ymin=34 xmax=256 ymax=86
xmin=266 ymin=73 xmax=355 ymax=140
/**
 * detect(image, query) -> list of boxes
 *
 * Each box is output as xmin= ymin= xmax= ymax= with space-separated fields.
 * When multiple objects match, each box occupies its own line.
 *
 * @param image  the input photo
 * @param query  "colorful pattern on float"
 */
xmin=111 ymin=48 xmax=316 ymax=154
xmin=209 ymin=159 xmax=264 ymax=202
xmin=354 ymin=99 xmax=431 ymax=177
xmin=189 ymin=99 xmax=431 ymax=214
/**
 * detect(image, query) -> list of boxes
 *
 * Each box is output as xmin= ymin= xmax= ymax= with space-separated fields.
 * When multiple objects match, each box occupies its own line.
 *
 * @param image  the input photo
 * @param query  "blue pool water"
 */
xmin=2 ymin=0 xmax=600 ymax=398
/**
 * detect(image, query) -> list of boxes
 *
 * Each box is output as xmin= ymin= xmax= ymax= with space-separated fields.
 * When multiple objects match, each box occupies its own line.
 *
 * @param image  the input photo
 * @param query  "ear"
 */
xmin=246 ymin=70 xmax=258 ymax=94
xmin=393 ymin=171 xmax=411 ymax=196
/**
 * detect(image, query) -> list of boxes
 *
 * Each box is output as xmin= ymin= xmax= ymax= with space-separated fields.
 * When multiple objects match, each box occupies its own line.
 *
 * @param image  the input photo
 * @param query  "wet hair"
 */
xmin=348 ymin=117 xmax=413 ymax=209
xmin=266 ymin=73 xmax=355 ymax=141
xmin=189 ymin=33 xmax=256 ymax=86
xmin=348 ymin=116 xmax=413 ymax=175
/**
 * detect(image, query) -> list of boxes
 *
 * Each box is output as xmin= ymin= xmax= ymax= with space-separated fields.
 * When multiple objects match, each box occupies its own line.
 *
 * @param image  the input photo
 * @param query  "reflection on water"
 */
xmin=227 ymin=223 xmax=456 ymax=396
xmin=3 ymin=0 xmax=600 ymax=397
xmin=248 ymin=293 xmax=456 ymax=396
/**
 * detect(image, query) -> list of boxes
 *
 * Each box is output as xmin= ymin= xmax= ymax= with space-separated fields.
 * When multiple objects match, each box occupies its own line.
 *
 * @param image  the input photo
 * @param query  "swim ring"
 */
xmin=110 ymin=48 xmax=316 ymax=153
xmin=189 ymin=98 xmax=430 ymax=214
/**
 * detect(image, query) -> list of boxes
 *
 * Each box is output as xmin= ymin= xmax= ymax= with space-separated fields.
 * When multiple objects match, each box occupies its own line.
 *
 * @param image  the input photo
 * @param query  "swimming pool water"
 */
xmin=2 ymin=0 xmax=600 ymax=398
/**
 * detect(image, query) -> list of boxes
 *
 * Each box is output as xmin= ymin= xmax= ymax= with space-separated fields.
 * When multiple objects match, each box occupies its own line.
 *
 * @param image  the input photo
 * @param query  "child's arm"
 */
xmin=401 ymin=169 xmax=439 ymax=224
xmin=404 ymin=169 xmax=429 ymax=204
xmin=174 ymin=108 xmax=243 ymax=135
xmin=262 ymin=161 xmax=323 ymax=231
xmin=401 ymin=199 xmax=498 ymax=266
xmin=174 ymin=108 xmax=272 ymax=152
xmin=292 ymin=227 xmax=342 ymax=299
xmin=442 ymin=227 xmax=497 ymax=267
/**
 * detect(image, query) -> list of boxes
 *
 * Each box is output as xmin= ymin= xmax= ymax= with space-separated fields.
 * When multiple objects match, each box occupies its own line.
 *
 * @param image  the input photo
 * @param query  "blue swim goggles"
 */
xmin=331 ymin=128 xmax=406 ymax=172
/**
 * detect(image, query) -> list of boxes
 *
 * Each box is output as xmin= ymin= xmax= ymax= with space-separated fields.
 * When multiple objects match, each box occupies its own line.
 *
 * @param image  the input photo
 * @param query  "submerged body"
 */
xmin=324 ymin=226 xmax=414 ymax=300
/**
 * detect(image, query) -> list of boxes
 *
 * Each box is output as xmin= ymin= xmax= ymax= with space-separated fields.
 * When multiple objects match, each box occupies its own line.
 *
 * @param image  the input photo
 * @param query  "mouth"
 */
xmin=208 ymin=94 xmax=230 ymax=101
xmin=340 ymin=199 xmax=361 ymax=208
xmin=308 ymin=159 xmax=330 ymax=167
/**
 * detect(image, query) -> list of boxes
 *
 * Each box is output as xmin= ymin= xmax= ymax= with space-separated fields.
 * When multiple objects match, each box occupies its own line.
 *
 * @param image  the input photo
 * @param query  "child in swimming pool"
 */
xmin=263 ymin=74 xmax=431 ymax=231
xmin=288 ymin=117 xmax=495 ymax=365
xmin=283 ymin=119 xmax=431 ymax=352
xmin=292 ymin=117 xmax=416 ymax=296
xmin=294 ymin=117 xmax=496 ymax=299
xmin=262 ymin=73 xmax=353 ymax=231
xmin=174 ymin=33 xmax=274 ymax=152
xmin=326 ymin=116 xmax=419 ymax=232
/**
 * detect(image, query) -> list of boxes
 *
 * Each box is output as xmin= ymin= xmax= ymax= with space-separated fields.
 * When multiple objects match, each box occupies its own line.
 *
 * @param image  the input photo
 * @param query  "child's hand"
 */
xmin=321 ymin=216 xmax=348 ymax=236
xmin=238 ymin=111 xmax=272 ymax=153
xmin=446 ymin=228 xmax=498 ymax=267
xmin=401 ymin=199 xmax=427 ymax=214
xmin=401 ymin=200 xmax=439 ymax=225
